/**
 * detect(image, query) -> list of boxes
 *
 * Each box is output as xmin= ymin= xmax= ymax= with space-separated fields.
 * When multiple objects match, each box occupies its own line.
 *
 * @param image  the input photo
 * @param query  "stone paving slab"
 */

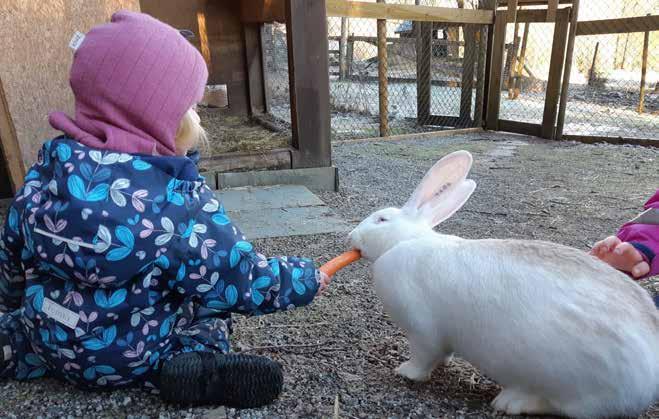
xmin=217 ymin=185 xmax=349 ymax=239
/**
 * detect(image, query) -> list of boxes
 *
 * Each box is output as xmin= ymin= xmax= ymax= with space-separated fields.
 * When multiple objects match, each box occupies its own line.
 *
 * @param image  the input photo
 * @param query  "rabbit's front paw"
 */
xmin=491 ymin=388 xmax=556 ymax=416
xmin=395 ymin=361 xmax=431 ymax=382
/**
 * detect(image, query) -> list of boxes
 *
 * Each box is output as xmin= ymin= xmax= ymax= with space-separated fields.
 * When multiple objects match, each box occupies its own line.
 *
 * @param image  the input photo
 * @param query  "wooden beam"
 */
xmin=541 ymin=7 xmax=569 ymax=139
xmin=260 ymin=25 xmax=272 ymax=114
xmin=326 ymin=0 xmax=494 ymax=24
xmin=460 ymin=25 xmax=477 ymax=126
xmin=638 ymin=23 xmax=650 ymax=113
xmin=486 ymin=10 xmax=508 ymax=130
xmin=576 ymin=15 xmax=659 ymax=36
xmin=507 ymin=17 xmax=521 ymax=93
xmin=512 ymin=21 xmax=530 ymax=99
xmin=481 ymin=0 xmax=497 ymax=127
xmin=339 ymin=17 xmax=349 ymax=80
xmin=474 ymin=26 xmax=488 ymax=126
xmin=0 ymin=78 xmax=26 ymax=192
xmin=286 ymin=0 xmax=332 ymax=168
xmin=424 ymin=115 xmax=467 ymax=127
xmin=244 ymin=24 xmax=267 ymax=114
xmin=507 ymin=0 xmax=518 ymax=23
xmin=556 ymin=0 xmax=579 ymax=139
xmin=334 ymin=127 xmax=483 ymax=144
xmin=515 ymin=8 xmax=569 ymax=23
xmin=498 ymin=0 xmax=572 ymax=5
xmin=547 ymin=0 xmax=558 ymax=22
xmin=377 ymin=0 xmax=389 ymax=137
xmin=201 ymin=148 xmax=292 ymax=173
xmin=498 ymin=119 xmax=542 ymax=137
xmin=241 ymin=0 xmax=286 ymax=23
xmin=416 ymin=21 xmax=432 ymax=125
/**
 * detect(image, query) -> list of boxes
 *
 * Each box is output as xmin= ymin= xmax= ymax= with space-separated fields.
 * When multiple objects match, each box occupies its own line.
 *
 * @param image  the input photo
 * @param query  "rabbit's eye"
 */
xmin=376 ymin=216 xmax=388 ymax=223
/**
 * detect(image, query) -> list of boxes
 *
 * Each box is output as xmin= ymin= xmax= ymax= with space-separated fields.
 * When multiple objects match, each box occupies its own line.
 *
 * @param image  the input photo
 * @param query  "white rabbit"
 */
xmin=349 ymin=150 xmax=659 ymax=418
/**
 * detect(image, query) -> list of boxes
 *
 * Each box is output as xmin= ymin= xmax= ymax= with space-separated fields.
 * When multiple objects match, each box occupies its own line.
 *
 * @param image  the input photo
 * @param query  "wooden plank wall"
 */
xmin=0 ymin=0 xmax=140 ymax=189
xmin=141 ymin=0 xmax=256 ymax=116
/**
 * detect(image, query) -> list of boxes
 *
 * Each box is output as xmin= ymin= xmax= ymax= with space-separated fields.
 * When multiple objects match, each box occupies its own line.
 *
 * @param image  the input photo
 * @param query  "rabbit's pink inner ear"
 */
xmin=403 ymin=150 xmax=473 ymax=213
xmin=421 ymin=179 xmax=476 ymax=227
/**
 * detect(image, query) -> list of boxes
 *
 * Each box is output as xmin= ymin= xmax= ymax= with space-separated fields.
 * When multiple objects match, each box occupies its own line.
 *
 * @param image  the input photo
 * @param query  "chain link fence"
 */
xmin=261 ymin=1 xmax=657 ymax=143
xmin=262 ymin=0 xmax=489 ymax=141
xmin=497 ymin=0 xmax=657 ymax=141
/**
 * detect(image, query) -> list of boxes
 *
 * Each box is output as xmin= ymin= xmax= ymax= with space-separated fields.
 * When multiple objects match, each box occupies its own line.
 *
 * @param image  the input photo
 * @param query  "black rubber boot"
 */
xmin=159 ymin=352 xmax=283 ymax=408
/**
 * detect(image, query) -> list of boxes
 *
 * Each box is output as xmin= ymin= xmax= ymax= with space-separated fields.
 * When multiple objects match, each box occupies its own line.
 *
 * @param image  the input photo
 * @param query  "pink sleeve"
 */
xmin=617 ymin=189 xmax=659 ymax=278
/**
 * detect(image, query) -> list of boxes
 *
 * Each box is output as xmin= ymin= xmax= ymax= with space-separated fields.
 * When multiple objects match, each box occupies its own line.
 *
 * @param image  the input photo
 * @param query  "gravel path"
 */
xmin=1 ymin=131 xmax=658 ymax=418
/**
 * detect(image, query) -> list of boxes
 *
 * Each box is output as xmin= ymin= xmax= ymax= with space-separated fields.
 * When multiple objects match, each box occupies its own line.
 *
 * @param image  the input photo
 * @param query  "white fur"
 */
xmin=350 ymin=150 xmax=659 ymax=419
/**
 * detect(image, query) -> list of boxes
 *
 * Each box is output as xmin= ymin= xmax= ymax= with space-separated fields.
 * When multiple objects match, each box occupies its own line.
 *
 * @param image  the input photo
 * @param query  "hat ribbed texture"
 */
xmin=49 ymin=10 xmax=208 ymax=156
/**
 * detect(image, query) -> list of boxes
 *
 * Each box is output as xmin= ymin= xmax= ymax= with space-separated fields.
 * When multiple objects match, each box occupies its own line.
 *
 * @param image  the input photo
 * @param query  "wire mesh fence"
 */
xmin=262 ymin=1 xmax=490 ymax=141
xmin=562 ymin=0 xmax=658 ymax=140
xmin=260 ymin=0 xmax=657 ymax=144
xmin=497 ymin=0 xmax=657 ymax=140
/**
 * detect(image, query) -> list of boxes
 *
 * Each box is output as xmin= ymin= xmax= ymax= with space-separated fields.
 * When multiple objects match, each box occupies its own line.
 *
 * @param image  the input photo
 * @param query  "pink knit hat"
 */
xmin=49 ymin=10 xmax=208 ymax=156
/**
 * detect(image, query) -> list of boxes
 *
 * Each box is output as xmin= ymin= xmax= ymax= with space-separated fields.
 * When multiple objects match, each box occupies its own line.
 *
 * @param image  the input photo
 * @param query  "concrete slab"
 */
xmin=216 ymin=166 xmax=339 ymax=192
xmin=216 ymin=185 xmax=349 ymax=240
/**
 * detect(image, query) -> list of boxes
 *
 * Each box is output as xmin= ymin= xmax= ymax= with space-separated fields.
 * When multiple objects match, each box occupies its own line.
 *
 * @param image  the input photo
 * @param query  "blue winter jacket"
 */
xmin=0 ymin=137 xmax=319 ymax=387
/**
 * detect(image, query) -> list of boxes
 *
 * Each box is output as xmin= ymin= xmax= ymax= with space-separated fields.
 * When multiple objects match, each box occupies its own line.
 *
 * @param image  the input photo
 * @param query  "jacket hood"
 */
xmin=21 ymin=137 xmax=206 ymax=289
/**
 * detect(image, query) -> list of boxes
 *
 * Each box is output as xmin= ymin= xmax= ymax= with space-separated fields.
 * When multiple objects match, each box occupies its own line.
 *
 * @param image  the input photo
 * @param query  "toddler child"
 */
xmin=0 ymin=11 xmax=329 ymax=408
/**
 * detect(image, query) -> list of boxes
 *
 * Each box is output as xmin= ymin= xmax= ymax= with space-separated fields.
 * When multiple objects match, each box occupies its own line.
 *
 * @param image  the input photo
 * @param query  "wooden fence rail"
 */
xmin=326 ymin=0 xmax=494 ymax=24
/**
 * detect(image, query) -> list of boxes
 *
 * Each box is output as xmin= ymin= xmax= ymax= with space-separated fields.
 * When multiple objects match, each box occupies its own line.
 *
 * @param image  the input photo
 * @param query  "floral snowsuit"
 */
xmin=0 ymin=137 xmax=319 ymax=389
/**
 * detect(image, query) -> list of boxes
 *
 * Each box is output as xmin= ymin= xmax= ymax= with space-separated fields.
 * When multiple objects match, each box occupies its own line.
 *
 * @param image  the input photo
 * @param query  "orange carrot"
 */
xmin=319 ymin=250 xmax=362 ymax=277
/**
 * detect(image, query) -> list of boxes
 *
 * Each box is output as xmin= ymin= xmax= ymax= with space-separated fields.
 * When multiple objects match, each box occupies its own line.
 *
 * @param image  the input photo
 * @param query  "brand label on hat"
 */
xmin=42 ymin=297 xmax=80 ymax=330
xmin=69 ymin=31 xmax=86 ymax=51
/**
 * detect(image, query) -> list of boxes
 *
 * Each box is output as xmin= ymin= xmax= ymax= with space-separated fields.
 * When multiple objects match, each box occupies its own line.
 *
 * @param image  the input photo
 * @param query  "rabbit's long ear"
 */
xmin=403 ymin=150 xmax=476 ymax=227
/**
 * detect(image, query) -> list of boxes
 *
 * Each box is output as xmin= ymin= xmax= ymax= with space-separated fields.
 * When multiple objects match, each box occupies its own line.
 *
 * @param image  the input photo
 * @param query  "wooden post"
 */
xmin=260 ymin=25 xmax=272 ymax=114
xmin=507 ymin=0 xmax=518 ymax=23
xmin=244 ymin=24 xmax=267 ymax=114
xmin=512 ymin=21 xmax=529 ymax=99
xmin=486 ymin=9 xmax=507 ymax=131
xmin=474 ymin=25 xmax=488 ymax=126
xmin=637 ymin=21 xmax=650 ymax=113
xmin=460 ymin=24 xmax=476 ymax=126
xmin=417 ymin=21 xmax=432 ymax=125
xmin=377 ymin=0 xmax=389 ymax=137
xmin=0 ymin=79 xmax=26 ymax=191
xmin=556 ymin=0 xmax=580 ymax=140
xmin=481 ymin=0 xmax=497 ymax=127
xmin=286 ymin=0 xmax=332 ymax=168
xmin=541 ymin=8 xmax=569 ymax=140
xmin=339 ymin=17 xmax=349 ymax=80
xmin=547 ymin=0 xmax=558 ymax=22
xmin=347 ymin=35 xmax=355 ymax=76
xmin=620 ymin=32 xmax=630 ymax=70
xmin=588 ymin=42 xmax=599 ymax=86
xmin=507 ymin=14 xmax=520 ymax=93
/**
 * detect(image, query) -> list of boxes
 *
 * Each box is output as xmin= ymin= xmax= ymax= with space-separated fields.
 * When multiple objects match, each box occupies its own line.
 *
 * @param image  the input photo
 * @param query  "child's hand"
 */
xmin=590 ymin=235 xmax=650 ymax=278
xmin=316 ymin=271 xmax=331 ymax=296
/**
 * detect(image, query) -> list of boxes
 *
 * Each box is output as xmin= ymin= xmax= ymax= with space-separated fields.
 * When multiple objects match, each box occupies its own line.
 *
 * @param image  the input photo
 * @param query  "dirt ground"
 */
xmin=1 ymin=131 xmax=658 ymax=418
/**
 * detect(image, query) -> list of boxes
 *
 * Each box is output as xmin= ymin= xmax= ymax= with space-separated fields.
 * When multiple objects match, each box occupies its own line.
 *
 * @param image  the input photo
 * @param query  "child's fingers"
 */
xmin=592 ymin=236 xmax=620 ymax=254
xmin=631 ymin=261 xmax=650 ymax=278
xmin=613 ymin=242 xmax=642 ymax=260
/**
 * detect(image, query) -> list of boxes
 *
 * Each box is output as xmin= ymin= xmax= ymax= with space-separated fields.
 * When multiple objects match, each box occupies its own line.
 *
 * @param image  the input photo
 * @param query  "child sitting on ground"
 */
xmin=590 ymin=189 xmax=658 ymax=304
xmin=0 ymin=11 xmax=329 ymax=408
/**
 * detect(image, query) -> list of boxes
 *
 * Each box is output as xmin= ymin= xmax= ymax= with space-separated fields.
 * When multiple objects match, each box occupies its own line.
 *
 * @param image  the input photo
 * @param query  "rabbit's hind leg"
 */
xmin=491 ymin=388 xmax=558 ymax=416
xmin=395 ymin=335 xmax=448 ymax=382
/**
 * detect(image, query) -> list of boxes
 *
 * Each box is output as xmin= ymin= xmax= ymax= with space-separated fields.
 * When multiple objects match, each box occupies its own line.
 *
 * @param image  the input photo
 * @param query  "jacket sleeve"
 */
xmin=616 ymin=189 xmax=659 ymax=279
xmin=0 ymin=199 xmax=27 ymax=312
xmin=169 ymin=195 xmax=320 ymax=316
